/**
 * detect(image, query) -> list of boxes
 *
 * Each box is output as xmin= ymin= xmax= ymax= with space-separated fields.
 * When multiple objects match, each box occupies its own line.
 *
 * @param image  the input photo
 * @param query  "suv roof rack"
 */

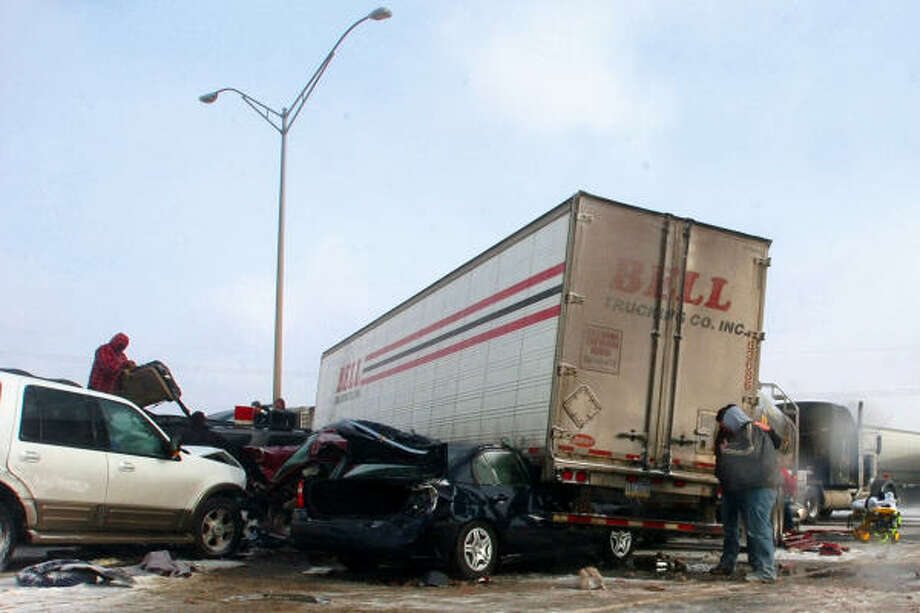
xmin=0 ymin=368 xmax=82 ymax=388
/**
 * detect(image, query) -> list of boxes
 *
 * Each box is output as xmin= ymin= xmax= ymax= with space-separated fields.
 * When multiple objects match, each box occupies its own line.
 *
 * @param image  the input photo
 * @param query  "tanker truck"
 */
xmin=777 ymin=399 xmax=912 ymax=521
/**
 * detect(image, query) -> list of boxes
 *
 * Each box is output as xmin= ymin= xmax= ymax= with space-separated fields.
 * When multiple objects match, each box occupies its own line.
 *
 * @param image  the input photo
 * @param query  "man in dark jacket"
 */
xmin=88 ymin=333 xmax=136 ymax=393
xmin=711 ymin=404 xmax=780 ymax=583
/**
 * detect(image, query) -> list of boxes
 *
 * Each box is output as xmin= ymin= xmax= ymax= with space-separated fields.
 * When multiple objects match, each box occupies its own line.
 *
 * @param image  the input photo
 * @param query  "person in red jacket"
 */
xmin=88 ymin=333 xmax=136 ymax=393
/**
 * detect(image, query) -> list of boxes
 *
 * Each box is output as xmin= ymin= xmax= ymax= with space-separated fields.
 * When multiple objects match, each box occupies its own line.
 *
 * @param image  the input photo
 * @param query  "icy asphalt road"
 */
xmin=1 ymin=518 xmax=919 ymax=612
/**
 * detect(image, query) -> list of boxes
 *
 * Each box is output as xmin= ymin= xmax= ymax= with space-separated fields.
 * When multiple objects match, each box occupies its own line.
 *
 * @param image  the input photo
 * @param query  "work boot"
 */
xmin=709 ymin=565 xmax=734 ymax=576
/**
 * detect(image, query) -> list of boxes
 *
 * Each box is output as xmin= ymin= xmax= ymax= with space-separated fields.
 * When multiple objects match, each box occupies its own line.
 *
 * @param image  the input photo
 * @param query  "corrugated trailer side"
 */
xmin=549 ymin=193 xmax=771 ymax=509
xmin=314 ymin=200 xmax=574 ymax=448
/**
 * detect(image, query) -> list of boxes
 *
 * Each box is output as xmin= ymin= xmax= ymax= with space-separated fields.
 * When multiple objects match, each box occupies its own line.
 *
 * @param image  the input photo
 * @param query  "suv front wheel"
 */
xmin=193 ymin=496 xmax=242 ymax=558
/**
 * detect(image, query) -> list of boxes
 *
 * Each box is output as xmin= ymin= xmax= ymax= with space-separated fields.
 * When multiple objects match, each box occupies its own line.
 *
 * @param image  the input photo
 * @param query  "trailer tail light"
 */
xmin=674 ymin=480 xmax=686 ymax=488
xmin=626 ymin=475 xmax=638 ymax=483
xmin=558 ymin=469 xmax=589 ymax=484
xmin=296 ymin=480 xmax=305 ymax=508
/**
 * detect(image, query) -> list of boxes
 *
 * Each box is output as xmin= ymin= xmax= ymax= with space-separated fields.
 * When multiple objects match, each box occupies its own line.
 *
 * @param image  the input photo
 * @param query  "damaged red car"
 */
xmin=282 ymin=420 xmax=593 ymax=578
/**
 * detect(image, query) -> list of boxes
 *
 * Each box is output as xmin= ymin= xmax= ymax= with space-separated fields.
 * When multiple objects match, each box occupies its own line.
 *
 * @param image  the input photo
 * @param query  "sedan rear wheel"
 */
xmin=453 ymin=521 xmax=497 ymax=579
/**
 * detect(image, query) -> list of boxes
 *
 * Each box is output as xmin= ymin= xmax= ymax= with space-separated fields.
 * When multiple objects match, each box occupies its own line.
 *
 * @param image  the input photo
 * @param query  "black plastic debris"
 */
xmin=420 ymin=570 xmax=450 ymax=587
xmin=631 ymin=553 xmax=687 ymax=575
xmin=16 ymin=559 xmax=133 ymax=588
xmin=139 ymin=550 xmax=193 ymax=578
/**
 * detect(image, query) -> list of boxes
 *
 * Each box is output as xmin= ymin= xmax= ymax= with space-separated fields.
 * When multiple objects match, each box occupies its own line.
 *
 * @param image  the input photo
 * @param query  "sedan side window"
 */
xmin=484 ymin=451 xmax=530 ymax=486
xmin=472 ymin=450 xmax=530 ymax=487
xmin=100 ymin=400 xmax=169 ymax=458
xmin=471 ymin=453 xmax=499 ymax=485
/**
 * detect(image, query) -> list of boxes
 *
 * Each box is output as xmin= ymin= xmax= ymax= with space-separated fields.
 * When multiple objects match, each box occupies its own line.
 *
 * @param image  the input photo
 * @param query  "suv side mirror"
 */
xmin=168 ymin=436 xmax=183 ymax=461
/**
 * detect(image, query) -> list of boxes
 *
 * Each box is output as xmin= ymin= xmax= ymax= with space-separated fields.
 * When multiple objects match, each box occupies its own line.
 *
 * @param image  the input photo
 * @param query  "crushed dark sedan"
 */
xmin=282 ymin=420 xmax=597 ymax=578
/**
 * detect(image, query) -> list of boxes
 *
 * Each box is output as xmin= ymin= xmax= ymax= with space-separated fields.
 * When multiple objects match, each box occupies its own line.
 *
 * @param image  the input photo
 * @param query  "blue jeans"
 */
xmin=718 ymin=491 xmax=742 ymax=570
xmin=742 ymin=487 xmax=777 ymax=580
xmin=718 ymin=488 xmax=776 ymax=581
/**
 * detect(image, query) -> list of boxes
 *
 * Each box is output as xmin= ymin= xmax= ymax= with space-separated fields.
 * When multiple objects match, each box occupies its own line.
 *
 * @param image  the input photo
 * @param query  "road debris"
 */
xmin=16 ymin=559 xmax=134 ymax=588
xmin=577 ymin=566 xmax=606 ymax=590
xmin=223 ymin=593 xmax=331 ymax=604
xmin=782 ymin=531 xmax=851 ymax=556
xmin=139 ymin=550 xmax=194 ymax=577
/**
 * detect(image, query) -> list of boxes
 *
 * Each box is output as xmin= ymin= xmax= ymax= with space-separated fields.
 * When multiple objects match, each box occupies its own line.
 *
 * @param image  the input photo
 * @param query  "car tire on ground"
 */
xmin=453 ymin=520 xmax=497 ymax=579
xmin=193 ymin=496 xmax=242 ymax=558
xmin=603 ymin=528 xmax=634 ymax=565
xmin=0 ymin=503 xmax=18 ymax=572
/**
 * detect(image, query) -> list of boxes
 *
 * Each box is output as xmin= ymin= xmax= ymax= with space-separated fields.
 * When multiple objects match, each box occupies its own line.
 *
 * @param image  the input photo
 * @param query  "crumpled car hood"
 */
xmin=183 ymin=445 xmax=244 ymax=470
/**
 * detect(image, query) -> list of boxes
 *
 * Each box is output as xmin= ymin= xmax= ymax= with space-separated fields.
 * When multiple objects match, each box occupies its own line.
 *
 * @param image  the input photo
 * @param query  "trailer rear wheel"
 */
xmin=603 ymin=529 xmax=634 ymax=565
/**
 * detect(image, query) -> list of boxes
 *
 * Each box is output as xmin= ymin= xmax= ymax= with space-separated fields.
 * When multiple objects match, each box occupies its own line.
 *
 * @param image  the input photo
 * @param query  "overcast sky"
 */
xmin=2 ymin=1 xmax=918 ymax=428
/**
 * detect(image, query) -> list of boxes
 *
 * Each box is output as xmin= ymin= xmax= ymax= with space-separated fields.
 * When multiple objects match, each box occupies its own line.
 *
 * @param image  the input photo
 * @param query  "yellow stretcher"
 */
xmin=851 ymin=506 xmax=901 ymax=543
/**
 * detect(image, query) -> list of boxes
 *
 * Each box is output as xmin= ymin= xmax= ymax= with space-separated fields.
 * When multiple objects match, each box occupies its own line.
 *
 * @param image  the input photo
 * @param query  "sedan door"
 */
xmin=468 ymin=449 xmax=557 ymax=556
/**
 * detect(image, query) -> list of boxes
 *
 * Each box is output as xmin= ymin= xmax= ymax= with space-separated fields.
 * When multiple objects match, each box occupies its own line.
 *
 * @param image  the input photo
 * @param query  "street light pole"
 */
xmin=199 ymin=7 xmax=392 ymax=404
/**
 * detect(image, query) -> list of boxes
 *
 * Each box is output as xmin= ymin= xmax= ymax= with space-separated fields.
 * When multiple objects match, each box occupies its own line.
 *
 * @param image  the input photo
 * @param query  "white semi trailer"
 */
xmin=314 ymin=192 xmax=786 ymax=544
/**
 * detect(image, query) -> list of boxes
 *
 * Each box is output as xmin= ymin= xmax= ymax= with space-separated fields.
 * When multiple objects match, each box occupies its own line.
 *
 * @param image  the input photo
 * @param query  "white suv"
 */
xmin=0 ymin=369 xmax=247 ymax=570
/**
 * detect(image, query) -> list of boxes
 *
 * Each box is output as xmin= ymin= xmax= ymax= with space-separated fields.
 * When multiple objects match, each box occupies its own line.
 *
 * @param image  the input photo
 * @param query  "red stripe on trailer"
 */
xmin=361 ymin=305 xmax=561 ymax=386
xmin=694 ymin=461 xmax=715 ymax=469
xmin=553 ymin=513 xmax=723 ymax=535
xmin=588 ymin=449 xmax=612 ymax=457
xmin=567 ymin=515 xmax=594 ymax=524
xmin=558 ymin=444 xmax=574 ymax=452
xmin=672 ymin=459 xmax=681 ymax=465
xmin=365 ymin=263 xmax=565 ymax=361
xmin=527 ymin=447 xmax=541 ymax=455
xmin=625 ymin=454 xmax=640 ymax=461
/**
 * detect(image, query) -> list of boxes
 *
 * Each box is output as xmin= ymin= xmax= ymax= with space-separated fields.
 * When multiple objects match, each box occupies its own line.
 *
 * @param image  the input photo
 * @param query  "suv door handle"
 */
xmin=490 ymin=494 xmax=509 ymax=504
xmin=20 ymin=450 xmax=40 ymax=463
xmin=118 ymin=461 xmax=135 ymax=472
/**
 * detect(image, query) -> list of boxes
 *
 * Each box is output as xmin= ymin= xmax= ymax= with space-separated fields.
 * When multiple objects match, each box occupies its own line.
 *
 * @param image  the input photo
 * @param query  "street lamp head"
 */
xmin=368 ymin=7 xmax=392 ymax=20
xmin=198 ymin=91 xmax=220 ymax=104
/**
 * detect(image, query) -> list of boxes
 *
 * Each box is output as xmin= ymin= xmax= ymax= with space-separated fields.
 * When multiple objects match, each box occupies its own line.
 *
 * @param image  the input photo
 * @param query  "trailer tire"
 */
xmin=603 ymin=528 xmax=634 ymax=565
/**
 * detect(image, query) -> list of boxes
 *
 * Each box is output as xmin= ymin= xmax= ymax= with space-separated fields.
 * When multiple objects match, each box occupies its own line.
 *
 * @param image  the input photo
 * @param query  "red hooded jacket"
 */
xmin=88 ymin=333 xmax=132 ymax=393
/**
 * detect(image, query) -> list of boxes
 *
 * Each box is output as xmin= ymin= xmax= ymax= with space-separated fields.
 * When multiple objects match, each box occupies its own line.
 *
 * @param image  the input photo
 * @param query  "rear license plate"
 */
xmin=625 ymin=479 xmax=651 ymax=498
